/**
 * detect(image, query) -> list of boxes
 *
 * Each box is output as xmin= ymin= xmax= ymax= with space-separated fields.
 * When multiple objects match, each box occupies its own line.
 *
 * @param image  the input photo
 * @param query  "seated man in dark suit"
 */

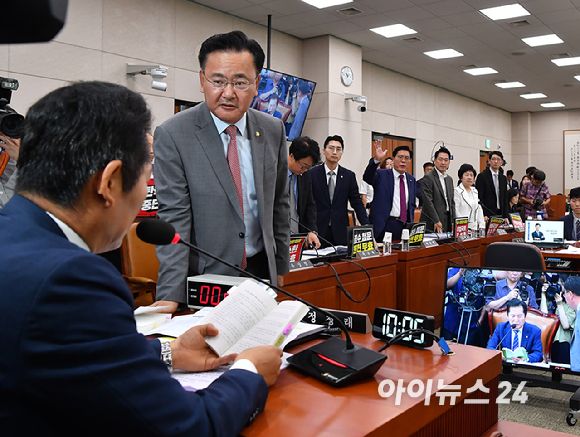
xmin=486 ymin=299 xmax=543 ymax=363
xmin=561 ymin=187 xmax=580 ymax=241
xmin=0 ymin=81 xmax=282 ymax=436
xmin=262 ymin=94 xmax=282 ymax=119
xmin=363 ymin=143 xmax=416 ymax=241
xmin=288 ymin=136 xmax=321 ymax=248
xmin=506 ymin=170 xmax=518 ymax=190
xmin=309 ymin=135 xmax=369 ymax=246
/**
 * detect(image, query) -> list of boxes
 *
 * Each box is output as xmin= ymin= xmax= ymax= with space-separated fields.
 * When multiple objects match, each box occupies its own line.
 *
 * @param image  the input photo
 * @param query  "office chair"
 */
xmin=120 ymin=222 xmax=159 ymax=308
xmin=484 ymin=242 xmax=546 ymax=271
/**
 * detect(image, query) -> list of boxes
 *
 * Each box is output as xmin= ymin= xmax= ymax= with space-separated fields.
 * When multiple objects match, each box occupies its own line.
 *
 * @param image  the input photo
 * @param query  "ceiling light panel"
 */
xmin=552 ymin=57 xmax=580 ymax=67
xmin=301 ymin=0 xmax=352 ymax=8
xmin=520 ymin=93 xmax=547 ymax=99
xmin=495 ymin=82 xmax=525 ymax=88
xmin=464 ymin=67 xmax=498 ymax=76
xmin=541 ymin=102 xmax=565 ymax=108
xmin=522 ymin=34 xmax=563 ymax=47
xmin=371 ymin=24 xmax=417 ymax=38
xmin=424 ymin=49 xmax=463 ymax=59
xmin=479 ymin=4 xmax=531 ymax=21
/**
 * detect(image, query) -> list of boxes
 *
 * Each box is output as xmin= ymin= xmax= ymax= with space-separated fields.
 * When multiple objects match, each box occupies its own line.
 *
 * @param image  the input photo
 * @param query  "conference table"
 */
xmin=283 ymin=234 xmax=525 ymax=329
xmin=243 ymin=332 xmax=502 ymax=437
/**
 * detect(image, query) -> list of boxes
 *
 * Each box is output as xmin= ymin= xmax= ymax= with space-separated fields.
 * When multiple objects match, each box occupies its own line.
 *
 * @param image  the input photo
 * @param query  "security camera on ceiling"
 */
xmin=345 ymin=92 xmax=367 ymax=112
xmin=126 ymin=64 xmax=168 ymax=92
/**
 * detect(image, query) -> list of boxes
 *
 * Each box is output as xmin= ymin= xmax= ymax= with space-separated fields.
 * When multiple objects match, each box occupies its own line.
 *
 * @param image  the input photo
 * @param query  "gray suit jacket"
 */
xmin=153 ymin=102 xmax=290 ymax=303
xmin=419 ymin=168 xmax=455 ymax=232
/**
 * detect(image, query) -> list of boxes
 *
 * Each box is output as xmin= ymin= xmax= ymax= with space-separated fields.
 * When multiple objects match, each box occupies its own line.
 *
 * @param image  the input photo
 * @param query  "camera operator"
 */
xmin=0 ymin=106 xmax=22 ymax=210
xmin=0 ymin=77 xmax=23 ymax=210
xmin=520 ymin=169 xmax=550 ymax=219
xmin=540 ymin=274 xmax=575 ymax=364
xmin=487 ymin=270 xmax=538 ymax=310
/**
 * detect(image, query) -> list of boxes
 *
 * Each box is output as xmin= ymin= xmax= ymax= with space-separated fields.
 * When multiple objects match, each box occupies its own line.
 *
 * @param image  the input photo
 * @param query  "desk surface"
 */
xmin=244 ymin=333 xmax=501 ymax=437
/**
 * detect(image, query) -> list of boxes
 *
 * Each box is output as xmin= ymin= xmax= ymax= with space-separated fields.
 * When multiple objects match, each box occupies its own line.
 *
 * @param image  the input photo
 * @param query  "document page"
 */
xmin=224 ymin=300 xmax=308 ymax=355
xmin=199 ymin=280 xmax=278 ymax=356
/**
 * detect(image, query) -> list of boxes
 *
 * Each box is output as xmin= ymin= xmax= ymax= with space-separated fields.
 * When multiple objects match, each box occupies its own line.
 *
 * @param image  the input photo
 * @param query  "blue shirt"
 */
xmin=572 ymin=303 xmax=580 ymax=372
xmin=210 ymin=112 xmax=263 ymax=257
xmin=493 ymin=278 xmax=538 ymax=309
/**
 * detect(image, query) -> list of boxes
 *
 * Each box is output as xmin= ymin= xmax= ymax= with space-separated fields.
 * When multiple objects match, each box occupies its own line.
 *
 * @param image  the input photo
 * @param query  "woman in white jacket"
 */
xmin=454 ymin=163 xmax=485 ymax=231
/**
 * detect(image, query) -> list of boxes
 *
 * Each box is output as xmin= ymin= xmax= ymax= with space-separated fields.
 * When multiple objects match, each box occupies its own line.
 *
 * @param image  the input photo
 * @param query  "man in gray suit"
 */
xmin=152 ymin=31 xmax=290 ymax=313
xmin=420 ymin=146 xmax=455 ymax=233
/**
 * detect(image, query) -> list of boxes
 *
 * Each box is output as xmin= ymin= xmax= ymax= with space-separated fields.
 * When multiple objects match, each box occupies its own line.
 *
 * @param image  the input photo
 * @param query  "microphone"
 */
xmin=416 ymin=209 xmax=453 ymax=239
xmin=136 ymin=218 xmax=387 ymax=387
xmin=289 ymin=217 xmax=336 ymax=253
xmin=478 ymin=200 xmax=499 ymax=218
xmin=496 ymin=323 xmax=517 ymax=350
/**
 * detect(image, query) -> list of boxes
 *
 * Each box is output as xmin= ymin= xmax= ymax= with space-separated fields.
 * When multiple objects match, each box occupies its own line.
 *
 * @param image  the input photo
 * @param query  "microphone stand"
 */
xmin=137 ymin=218 xmax=387 ymax=387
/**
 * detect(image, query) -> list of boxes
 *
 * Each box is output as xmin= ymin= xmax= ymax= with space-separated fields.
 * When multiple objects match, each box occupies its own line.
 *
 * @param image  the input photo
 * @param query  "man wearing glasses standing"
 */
xmin=310 ymin=135 xmax=369 ymax=247
xmin=153 ymin=31 xmax=289 ymax=313
xmin=363 ymin=143 xmax=416 ymax=240
xmin=476 ymin=150 xmax=510 ymax=223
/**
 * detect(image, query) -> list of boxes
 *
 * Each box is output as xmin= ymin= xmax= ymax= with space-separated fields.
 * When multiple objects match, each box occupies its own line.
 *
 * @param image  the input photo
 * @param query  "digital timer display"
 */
xmin=187 ymin=275 xmax=249 ymax=309
xmin=372 ymin=308 xmax=435 ymax=348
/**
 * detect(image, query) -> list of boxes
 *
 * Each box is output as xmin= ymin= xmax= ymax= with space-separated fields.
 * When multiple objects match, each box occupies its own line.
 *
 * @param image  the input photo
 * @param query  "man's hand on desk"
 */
xmin=172 ymin=323 xmax=237 ymax=372
xmin=237 ymin=346 xmax=283 ymax=387
xmin=149 ymin=300 xmax=179 ymax=314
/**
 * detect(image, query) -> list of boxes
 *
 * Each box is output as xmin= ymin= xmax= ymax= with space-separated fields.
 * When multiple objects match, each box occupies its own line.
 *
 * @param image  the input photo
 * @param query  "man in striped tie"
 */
xmin=486 ymin=299 xmax=543 ymax=363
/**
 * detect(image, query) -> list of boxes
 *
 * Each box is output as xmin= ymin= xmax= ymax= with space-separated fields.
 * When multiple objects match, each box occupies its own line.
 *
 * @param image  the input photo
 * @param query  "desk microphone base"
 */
xmin=287 ymin=337 xmax=387 ymax=387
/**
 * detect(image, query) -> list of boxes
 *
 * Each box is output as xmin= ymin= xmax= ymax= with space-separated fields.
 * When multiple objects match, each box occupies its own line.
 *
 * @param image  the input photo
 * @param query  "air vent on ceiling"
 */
xmin=337 ymin=7 xmax=363 ymax=16
xmin=403 ymin=37 xmax=423 ymax=43
xmin=508 ymin=19 xmax=531 ymax=28
xmin=552 ymin=53 xmax=571 ymax=59
xmin=511 ymin=52 xmax=526 ymax=56
xmin=564 ymin=83 xmax=575 ymax=87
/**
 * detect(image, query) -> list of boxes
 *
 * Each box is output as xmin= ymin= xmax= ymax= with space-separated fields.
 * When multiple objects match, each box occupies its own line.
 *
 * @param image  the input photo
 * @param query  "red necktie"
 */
xmin=225 ymin=125 xmax=246 ymax=269
xmin=399 ymin=174 xmax=407 ymax=222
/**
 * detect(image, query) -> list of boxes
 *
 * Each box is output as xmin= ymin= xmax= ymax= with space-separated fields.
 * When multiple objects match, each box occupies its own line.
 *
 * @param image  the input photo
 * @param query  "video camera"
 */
xmin=461 ymin=269 xmax=496 ymax=306
xmin=533 ymin=198 xmax=543 ymax=209
xmin=0 ymin=77 xmax=24 ymax=139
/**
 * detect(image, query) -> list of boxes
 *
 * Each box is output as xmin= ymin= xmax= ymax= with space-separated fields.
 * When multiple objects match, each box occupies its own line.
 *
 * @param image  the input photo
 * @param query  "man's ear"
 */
xmin=96 ymin=160 xmax=123 ymax=208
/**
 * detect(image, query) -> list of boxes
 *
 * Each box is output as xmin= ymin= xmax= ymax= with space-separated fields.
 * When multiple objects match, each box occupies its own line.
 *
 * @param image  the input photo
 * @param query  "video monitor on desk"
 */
xmin=442 ymin=266 xmax=579 ymax=374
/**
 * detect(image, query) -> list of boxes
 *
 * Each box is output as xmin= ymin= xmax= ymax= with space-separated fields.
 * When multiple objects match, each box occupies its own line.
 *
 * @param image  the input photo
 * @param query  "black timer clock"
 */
xmin=372 ymin=308 xmax=435 ymax=348
xmin=187 ymin=274 xmax=248 ymax=309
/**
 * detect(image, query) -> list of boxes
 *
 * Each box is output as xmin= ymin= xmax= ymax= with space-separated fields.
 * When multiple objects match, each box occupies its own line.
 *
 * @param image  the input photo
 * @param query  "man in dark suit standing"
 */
xmin=506 ymin=170 xmax=518 ymax=190
xmin=153 ymin=31 xmax=290 ymax=313
xmin=310 ymin=135 xmax=369 ymax=246
xmin=288 ymin=136 xmax=321 ymax=248
xmin=416 ymin=161 xmax=434 ymax=208
xmin=0 ymin=81 xmax=282 ymax=435
xmin=363 ymin=143 xmax=416 ymax=240
xmin=420 ymin=146 xmax=455 ymax=233
xmin=475 ymin=150 xmax=509 ymax=222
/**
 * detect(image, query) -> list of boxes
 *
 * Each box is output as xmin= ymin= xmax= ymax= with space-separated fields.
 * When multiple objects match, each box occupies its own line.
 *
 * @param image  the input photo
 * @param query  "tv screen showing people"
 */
xmin=251 ymin=68 xmax=316 ymax=141
xmin=442 ymin=266 xmax=579 ymax=372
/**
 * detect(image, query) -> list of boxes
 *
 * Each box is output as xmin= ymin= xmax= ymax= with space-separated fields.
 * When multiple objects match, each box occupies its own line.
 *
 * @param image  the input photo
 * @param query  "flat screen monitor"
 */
xmin=251 ymin=68 xmax=316 ymax=141
xmin=442 ymin=266 xmax=579 ymax=374
xmin=524 ymin=220 xmax=564 ymax=244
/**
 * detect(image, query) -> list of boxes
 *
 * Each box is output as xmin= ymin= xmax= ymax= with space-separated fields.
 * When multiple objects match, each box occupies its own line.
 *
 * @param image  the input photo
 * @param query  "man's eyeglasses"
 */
xmin=326 ymin=146 xmax=343 ymax=153
xmin=203 ymin=72 xmax=256 ymax=91
xmin=298 ymin=161 xmax=312 ymax=171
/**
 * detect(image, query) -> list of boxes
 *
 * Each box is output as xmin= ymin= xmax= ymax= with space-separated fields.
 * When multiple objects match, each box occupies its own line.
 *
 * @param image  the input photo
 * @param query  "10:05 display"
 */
xmin=382 ymin=313 xmax=426 ymax=344
xmin=372 ymin=308 xmax=435 ymax=348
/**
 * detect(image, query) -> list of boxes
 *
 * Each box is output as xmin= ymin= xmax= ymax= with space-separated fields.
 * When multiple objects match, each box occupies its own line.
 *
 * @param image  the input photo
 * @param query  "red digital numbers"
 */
xmin=199 ymin=285 xmax=228 ymax=306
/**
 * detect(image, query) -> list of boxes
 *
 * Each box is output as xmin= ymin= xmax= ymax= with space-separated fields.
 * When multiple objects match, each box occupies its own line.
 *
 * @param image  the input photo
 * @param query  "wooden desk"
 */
xmin=395 ymin=240 xmax=481 ymax=327
xmin=282 ymin=255 xmax=398 ymax=319
xmin=244 ymin=333 xmax=502 ymax=437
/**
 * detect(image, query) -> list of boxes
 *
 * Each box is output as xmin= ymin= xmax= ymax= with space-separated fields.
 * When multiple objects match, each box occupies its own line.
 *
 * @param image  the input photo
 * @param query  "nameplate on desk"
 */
xmin=457 ymin=235 xmax=474 ymax=242
xmin=512 ymin=237 xmax=525 ymax=243
xmin=289 ymin=260 xmax=313 ymax=271
xmin=355 ymin=249 xmax=381 ymax=260
xmin=422 ymin=240 xmax=439 ymax=248
xmin=302 ymin=308 xmax=372 ymax=334
xmin=497 ymin=229 xmax=507 ymax=235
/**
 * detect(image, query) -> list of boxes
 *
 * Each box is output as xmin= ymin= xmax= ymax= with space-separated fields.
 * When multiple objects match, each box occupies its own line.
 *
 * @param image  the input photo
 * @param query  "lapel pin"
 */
xmin=255 ymin=131 xmax=260 ymax=137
